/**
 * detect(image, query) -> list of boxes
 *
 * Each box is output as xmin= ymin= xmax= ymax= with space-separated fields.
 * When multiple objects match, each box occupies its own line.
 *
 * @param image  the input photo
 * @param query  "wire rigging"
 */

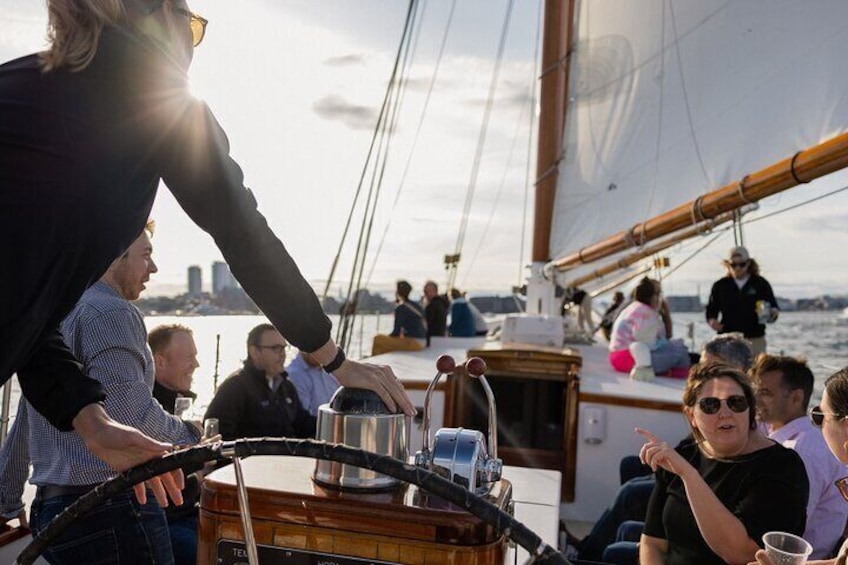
xmin=325 ymin=0 xmax=421 ymax=349
xmin=364 ymin=0 xmax=459 ymax=288
xmin=446 ymin=0 xmax=516 ymax=292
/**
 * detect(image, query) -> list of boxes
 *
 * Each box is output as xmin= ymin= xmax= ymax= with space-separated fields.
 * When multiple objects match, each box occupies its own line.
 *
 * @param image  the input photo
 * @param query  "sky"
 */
xmin=3 ymin=0 xmax=848 ymax=301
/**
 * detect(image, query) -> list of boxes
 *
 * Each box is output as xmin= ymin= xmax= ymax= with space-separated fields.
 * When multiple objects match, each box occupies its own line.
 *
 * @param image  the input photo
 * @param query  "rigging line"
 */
xmin=668 ymin=0 xmax=712 ymax=187
xmin=450 ymin=0 xmax=515 ymax=289
xmin=333 ymin=0 xmax=419 ymax=343
xmin=363 ymin=0 xmax=458 ymax=287
xmin=664 ymin=228 xmax=727 ymax=279
xmin=518 ymin=0 xmax=543 ymax=287
xmin=324 ymin=0 xmax=419 ymax=308
xmin=347 ymin=26 xmax=420 ymax=342
xmin=744 ymin=183 xmax=848 ymax=225
xmin=460 ymin=80 xmax=532 ymax=288
xmin=645 ymin=0 xmax=668 ymax=225
xmin=340 ymin=2 xmax=423 ymax=348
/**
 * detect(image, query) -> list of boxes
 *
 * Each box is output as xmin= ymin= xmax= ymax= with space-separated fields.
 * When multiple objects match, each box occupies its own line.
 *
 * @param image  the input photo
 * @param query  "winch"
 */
xmin=197 ymin=356 xmax=516 ymax=565
xmin=414 ymin=355 xmax=503 ymax=494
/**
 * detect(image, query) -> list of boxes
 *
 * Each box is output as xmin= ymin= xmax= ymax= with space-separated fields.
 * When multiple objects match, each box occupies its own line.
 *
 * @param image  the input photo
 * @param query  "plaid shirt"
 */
xmin=0 ymin=282 xmax=199 ymax=518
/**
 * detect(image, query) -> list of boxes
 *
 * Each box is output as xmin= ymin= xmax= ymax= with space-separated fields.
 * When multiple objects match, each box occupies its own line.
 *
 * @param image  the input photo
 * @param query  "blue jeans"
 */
xmin=600 ymin=522 xmax=642 ymax=565
xmin=578 ymin=475 xmax=655 ymax=561
xmin=168 ymin=515 xmax=197 ymax=565
xmin=31 ymin=489 xmax=174 ymax=565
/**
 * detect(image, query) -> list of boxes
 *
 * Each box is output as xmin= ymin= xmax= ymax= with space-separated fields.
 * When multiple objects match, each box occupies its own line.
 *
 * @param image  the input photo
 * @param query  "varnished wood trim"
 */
xmin=579 ymin=392 xmax=682 ymax=413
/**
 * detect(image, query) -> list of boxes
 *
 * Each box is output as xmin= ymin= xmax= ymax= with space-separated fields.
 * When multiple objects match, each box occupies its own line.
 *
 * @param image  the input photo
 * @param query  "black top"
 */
xmin=152 ymin=382 xmax=197 ymax=416
xmin=0 ymin=28 xmax=330 ymax=430
xmin=643 ymin=441 xmax=808 ymax=565
xmin=425 ymin=295 xmax=449 ymax=338
xmin=204 ymin=363 xmax=316 ymax=441
xmin=705 ymin=275 xmax=778 ymax=338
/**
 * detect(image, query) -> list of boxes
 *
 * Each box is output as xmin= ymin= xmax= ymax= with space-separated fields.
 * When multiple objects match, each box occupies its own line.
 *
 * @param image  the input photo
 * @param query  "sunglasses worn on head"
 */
xmin=697 ymin=395 xmax=749 ymax=414
xmin=809 ymin=405 xmax=845 ymax=427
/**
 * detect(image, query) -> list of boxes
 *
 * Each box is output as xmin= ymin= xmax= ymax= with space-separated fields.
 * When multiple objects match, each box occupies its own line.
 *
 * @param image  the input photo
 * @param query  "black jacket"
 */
xmin=705 ymin=275 xmax=778 ymax=338
xmin=204 ymin=363 xmax=316 ymax=441
xmin=0 ymin=28 xmax=330 ymax=430
xmin=425 ymin=296 xmax=449 ymax=338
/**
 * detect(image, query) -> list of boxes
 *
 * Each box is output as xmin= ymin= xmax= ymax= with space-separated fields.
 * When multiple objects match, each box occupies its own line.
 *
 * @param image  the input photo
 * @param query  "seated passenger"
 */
xmin=448 ymin=287 xmax=475 ymax=337
xmin=390 ymin=280 xmax=426 ymax=339
xmin=575 ymin=335 xmax=756 ymax=563
xmin=751 ymin=366 xmax=848 ymax=565
xmin=752 ymin=355 xmax=848 ymax=560
xmin=608 ymin=278 xmax=690 ymax=380
xmin=204 ymin=324 xmax=315 ymax=440
xmin=286 ymin=351 xmax=340 ymax=416
xmin=639 ymin=364 xmax=808 ymax=564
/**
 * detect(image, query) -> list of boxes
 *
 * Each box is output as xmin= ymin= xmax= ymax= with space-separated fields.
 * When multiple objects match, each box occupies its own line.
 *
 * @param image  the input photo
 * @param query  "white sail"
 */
xmin=550 ymin=0 xmax=848 ymax=267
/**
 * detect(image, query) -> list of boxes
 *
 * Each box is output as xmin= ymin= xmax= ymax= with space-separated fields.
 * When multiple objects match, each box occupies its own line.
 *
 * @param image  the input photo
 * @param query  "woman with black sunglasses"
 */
xmin=750 ymin=368 xmax=848 ymax=565
xmin=636 ymin=364 xmax=808 ymax=565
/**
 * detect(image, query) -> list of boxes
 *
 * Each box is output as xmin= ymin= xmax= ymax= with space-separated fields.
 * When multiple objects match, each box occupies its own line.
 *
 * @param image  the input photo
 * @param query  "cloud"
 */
xmin=312 ymin=95 xmax=378 ymax=130
xmin=323 ymin=53 xmax=365 ymax=67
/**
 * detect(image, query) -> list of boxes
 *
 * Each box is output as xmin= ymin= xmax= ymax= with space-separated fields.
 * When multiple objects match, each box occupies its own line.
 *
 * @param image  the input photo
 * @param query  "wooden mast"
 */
xmin=551 ymin=132 xmax=848 ymax=270
xmin=532 ymin=0 xmax=575 ymax=263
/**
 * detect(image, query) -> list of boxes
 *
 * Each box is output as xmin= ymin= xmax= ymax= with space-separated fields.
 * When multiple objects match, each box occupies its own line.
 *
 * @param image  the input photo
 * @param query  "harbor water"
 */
xmin=5 ymin=310 xmax=847 ymax=423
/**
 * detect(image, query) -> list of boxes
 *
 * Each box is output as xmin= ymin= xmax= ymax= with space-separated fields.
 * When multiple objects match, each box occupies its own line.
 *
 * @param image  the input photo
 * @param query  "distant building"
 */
xmin=187 ymin=265 xmax=202 ymax=296
xmin=212 ymin=261 xmax=236 ymax=295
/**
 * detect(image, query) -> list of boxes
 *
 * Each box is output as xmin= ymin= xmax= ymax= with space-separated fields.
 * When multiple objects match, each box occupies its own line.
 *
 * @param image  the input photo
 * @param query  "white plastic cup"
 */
xmin=762 ymin=531 xmax=813 ymax=565
xmin=174 ymin=397 xmax=194 ymax=420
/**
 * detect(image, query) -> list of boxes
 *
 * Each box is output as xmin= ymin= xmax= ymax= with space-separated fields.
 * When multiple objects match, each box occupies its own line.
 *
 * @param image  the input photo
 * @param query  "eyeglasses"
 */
xmin=809 ymin=405 xmax=845 ymax=427
xmin=257 ymin=344 xmax=288 ymax=354
xmin=697 ymin=395 xmax=749 ymax=414
xmin=836 ymin=476 xmax=848 ymax=503
xmin=730 ymin=261 xmax=749 ymax=268
xmin=131 ymin=0 xmax=208 ymax=47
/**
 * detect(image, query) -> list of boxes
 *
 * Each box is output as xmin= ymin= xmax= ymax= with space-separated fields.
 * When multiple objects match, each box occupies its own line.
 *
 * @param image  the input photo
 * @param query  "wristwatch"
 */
xmin=322 ymin=347 xmax=346 ymax=374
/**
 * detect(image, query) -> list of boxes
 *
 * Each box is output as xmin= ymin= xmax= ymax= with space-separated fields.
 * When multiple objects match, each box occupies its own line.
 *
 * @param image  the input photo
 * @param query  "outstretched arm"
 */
xmin=638 ymin=428 xmax=760 ymax=563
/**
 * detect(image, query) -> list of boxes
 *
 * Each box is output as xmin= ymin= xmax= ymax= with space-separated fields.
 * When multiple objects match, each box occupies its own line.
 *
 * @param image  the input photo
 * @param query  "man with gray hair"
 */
xmin=700 ymin=333 xmax=754 ymax=371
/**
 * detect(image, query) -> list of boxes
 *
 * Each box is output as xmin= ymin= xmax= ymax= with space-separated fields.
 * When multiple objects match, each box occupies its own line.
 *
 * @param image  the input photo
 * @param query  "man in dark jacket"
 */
xmin=706 ymin=246 xmax=779 ymax=356
xmin=423 ymin=280 xmax=449 ymax=341
xmin=204 ymin=324 xmax=316 ymax=441
xmin=0 ymin=0 xmax=412 ymax=488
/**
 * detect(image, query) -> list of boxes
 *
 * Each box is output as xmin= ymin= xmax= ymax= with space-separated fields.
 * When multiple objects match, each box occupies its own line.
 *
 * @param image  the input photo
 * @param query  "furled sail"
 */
xmin=549 ymin=0 xmax=848 ymax=272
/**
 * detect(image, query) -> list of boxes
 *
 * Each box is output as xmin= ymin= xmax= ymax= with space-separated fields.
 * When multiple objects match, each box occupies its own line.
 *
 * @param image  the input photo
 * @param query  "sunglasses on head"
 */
xmin=809 ymin=405 xmax=845 ymax=427
xmin=697 ymin=395 xmax=749 ymax=414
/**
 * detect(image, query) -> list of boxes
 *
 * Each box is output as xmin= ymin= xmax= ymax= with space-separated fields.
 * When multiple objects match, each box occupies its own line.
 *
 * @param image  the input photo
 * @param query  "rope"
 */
xmin=17 ymin=439 xmax=569 ymax=565
xmin=448 ymin=0 xmax=516 ymax=291
xmin=364 ymin=0 xmax=458 ymax=287
xmin=519 ymin=0 xmax=543 ymax=286
xmin=333 ymin=0 xmax=420 ymax=349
